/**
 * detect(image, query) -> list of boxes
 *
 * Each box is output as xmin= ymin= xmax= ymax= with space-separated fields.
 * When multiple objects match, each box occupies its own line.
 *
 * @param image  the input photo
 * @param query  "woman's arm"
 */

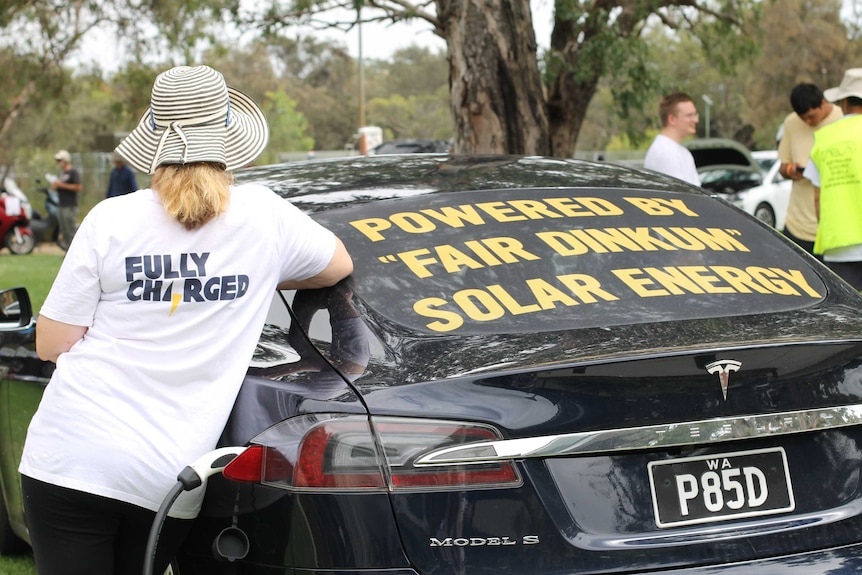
xmin=36 ymin=315 xmax=88 ymax=362
xmin=278 ymin=237 xmax=354 ymax=290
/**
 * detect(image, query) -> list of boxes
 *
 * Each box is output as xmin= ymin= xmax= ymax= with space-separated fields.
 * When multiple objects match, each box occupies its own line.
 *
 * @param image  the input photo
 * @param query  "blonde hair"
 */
xmin=151 ymin=163 xmax=234 ymax=230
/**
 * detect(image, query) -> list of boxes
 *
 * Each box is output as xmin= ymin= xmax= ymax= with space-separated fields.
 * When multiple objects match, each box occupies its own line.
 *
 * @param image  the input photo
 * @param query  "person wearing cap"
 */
xmin=105 ymin=151 xmax=139 ymax=198
xmin=777 ymin=83 xmax=842 ymax=257
xmin=803 ymin=68 xmax=862 ymax=289
xmin=19 ymin=65 xmax=353 ymax=575
xmin=52 ymin=149 xmax=82 ymax=250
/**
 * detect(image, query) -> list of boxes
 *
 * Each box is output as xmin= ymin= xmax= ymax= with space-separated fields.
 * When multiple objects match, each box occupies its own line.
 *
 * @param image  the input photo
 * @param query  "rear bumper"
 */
xmin=299 ymin=542 xmax=862 ymax=574
xmin=183 ymin=541 xmax=862 ymax=575
xmin=648 ymin=540 xmax=862 ymax=573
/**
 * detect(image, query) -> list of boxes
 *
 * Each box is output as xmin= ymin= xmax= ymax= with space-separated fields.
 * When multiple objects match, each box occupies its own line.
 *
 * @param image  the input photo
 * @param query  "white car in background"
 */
xmin=685 ymin=139 xmax=791 ymax=230
xmin=745 ymin=150 xmax=792 ymax=230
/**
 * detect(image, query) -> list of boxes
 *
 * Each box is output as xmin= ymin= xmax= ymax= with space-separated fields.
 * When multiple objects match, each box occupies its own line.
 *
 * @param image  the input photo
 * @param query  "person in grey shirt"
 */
xmin=52 ymin=149 xmax=82 ymax=250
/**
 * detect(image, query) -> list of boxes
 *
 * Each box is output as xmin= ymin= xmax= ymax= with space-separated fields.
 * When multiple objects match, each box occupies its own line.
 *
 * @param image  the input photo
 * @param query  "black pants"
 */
xmin=22 ymin=475 xmax=192 ymax=575
xmin=782 ymin=227 xmax=821 ymax=260
xmin=825 ymin=261 xmax=862 ymax=291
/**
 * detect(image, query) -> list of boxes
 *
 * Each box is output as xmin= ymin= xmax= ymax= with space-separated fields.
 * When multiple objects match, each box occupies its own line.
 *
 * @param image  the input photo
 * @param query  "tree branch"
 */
xmin=365 ymin=0 xmax=439 ymax=27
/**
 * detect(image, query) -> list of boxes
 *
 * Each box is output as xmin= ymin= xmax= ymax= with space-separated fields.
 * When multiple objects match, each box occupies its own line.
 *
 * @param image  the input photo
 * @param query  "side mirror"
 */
xmin=0 ymin=287 xmax=33 ymax=328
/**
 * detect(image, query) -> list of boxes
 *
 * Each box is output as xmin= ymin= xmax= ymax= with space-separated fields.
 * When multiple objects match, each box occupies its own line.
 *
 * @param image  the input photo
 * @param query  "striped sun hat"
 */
xmin=115 ymin=65 xmax=269 ymax=174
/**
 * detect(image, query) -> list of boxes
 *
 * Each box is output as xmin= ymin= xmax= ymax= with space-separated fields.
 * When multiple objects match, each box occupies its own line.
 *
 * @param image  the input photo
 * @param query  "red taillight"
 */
xmin=293 ymin=422 xmax=387 ymax=488
xmin=390 ymin=465 xmax=519 ymax=488
xmin=223 ymin=444 xmax=296 ymax=483
xmin=223 ymin=445 xmax=263 ymax=482
xmin=222 ymin=415 xmax=521 ymax=492
xmin=375 ymin=420 xmax=520 ymax=489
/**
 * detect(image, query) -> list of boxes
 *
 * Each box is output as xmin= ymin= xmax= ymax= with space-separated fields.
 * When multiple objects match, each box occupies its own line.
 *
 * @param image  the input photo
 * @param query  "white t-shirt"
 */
xmin=19 ymin=183 xmax=337 ymax=518
xmin=643 ymin=134 xmax=701 ymax=186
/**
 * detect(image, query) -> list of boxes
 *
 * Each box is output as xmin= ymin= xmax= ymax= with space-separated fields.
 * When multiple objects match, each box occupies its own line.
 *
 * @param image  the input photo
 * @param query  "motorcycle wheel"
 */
xmin=4 ymin=229 xmax=36 ymax=255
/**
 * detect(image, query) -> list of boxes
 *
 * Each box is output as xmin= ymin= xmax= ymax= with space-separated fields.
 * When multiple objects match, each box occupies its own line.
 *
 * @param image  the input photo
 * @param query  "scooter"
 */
xmin=0 ymin=177 xmax=35 ymax=255
xmin=28 ymin=178 xmax=62 ymax=248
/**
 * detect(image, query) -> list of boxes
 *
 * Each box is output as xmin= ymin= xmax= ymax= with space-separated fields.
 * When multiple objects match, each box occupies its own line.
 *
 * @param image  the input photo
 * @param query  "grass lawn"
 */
xmin=0 ymin=248 xmax=61 ymax=575
xmin=0 ymin=553 xmax=35 ymax=574
xmin=0 ymin=250 xmax=64 ymax=313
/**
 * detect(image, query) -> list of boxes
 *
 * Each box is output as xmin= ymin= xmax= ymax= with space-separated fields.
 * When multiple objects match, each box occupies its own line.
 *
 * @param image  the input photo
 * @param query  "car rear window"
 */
xmin=313 ymin=188 xmax=826 ymax=335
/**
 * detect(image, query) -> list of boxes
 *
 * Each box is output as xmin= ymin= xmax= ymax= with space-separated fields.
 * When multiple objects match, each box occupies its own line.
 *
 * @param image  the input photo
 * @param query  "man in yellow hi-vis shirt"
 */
xmin=777 ymin=83 xmax=841 ymax=257
xmin=805 ymin=68 xmax=862 ymax=290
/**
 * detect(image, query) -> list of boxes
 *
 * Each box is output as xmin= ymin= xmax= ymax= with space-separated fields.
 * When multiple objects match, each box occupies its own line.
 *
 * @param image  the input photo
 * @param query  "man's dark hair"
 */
xmin=789 ymin=83 xmax=825 ymax=115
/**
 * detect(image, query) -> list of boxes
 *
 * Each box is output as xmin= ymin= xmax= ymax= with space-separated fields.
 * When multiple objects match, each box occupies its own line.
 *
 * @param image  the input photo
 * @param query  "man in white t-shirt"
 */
xmin=643 ymin=92 xmax=701 ymax=186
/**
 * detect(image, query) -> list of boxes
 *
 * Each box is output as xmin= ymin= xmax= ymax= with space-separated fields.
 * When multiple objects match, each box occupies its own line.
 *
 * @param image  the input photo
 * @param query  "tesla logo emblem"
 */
xmin=705 ymin=360 xmax=742 ymax=400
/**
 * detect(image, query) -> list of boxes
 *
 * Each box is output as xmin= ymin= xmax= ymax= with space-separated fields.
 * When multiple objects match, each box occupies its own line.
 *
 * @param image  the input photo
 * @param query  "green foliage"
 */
xmin=0 ymin=46 xmax=68 ymax=167
xmin=604 ymin=38 xmax=662 ymax=147
xmin=108 ymin=63 xmax=170 ymax=129
xmin=740 ymin=0 xmax=859 ymax=149
xmin=690 ymin=1 xmax=760 ymax=74
xmin=260 ymin=90 xmax=315 ymax=162
xmin=0 ymin=252 xmax=64 ymax=314
xmin=0 ymin=0 xmax=29 ymax=27
xmin=220 ymin=36 xmax=365 ymax=150
xmin=544 ymin=0 xmax=764 ymax=155
xmin=379 ymin=45 xmax=448 ymax=98
xmin=0 ymin=553 xmax=35 ymax=575
xmin=2 ymin=0 xmax=862 ymax=169
xmin=142 ymin=0 xmax=241 ymax=61
xmin=360 ymin=46 xmax=450 ymax=141
xmin=366 ymin=86 xmax=451 ymax=140
xmin=605 ymin=128 xmax=660 ymax=151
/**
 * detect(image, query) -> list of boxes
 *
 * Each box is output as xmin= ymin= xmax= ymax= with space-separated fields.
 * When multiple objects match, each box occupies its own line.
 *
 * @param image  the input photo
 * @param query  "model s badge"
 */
xmin=706 ymin=360 xmax=742 ymax=400
xmin=430 ymin=536 xmax=540 ymax=547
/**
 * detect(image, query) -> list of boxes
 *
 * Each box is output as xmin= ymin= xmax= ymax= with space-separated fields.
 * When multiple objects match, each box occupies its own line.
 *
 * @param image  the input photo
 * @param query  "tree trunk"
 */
xmin=547 ymin=72 xmax=600 ymax=158
xmin=545 ymin=12 xmax=602 ymax=159
xmin=0 ymin=81 xmax=36 ymax=150
xmin=435 ymin=0 xmax=550 ymax=155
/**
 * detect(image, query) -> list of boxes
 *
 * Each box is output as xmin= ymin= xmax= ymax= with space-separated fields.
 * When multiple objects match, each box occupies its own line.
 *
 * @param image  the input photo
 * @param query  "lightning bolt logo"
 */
xmin=170 ymin=293 xmax=182 ymax=316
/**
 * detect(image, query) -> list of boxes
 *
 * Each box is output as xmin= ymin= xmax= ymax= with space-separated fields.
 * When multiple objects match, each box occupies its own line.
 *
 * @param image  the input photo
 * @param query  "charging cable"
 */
xmin=143 ymin=447 xmax=246 ymax=575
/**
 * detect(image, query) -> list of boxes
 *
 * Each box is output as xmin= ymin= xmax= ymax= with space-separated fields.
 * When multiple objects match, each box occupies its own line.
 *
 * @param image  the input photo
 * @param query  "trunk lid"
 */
xmin=364 ymin=340 xmax=862 ymax=573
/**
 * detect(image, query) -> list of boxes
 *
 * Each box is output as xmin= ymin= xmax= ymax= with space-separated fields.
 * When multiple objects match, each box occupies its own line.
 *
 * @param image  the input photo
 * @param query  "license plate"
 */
xmin=648 ymin=447 xmax=795 ymax=528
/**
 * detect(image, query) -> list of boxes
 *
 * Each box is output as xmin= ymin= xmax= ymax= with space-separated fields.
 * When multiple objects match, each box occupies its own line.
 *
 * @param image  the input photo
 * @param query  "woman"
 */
xmin=19 ymin=65 xmax=353 ymax=575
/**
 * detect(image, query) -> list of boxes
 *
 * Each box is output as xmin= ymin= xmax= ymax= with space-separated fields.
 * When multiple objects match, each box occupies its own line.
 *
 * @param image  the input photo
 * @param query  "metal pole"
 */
xmin=358 ymin=8 xmax=366 ymax=128
xmin=701 ymin=94 xmax=713 ymax=139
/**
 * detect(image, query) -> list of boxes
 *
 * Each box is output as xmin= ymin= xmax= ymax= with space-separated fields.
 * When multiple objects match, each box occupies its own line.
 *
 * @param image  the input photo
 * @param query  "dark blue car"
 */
xmin=4 ymin=155 xmax=862 ymax=574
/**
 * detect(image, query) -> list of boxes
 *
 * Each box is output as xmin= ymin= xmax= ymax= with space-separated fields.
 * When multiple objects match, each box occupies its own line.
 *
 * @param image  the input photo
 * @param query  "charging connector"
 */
xmin=143 ymin=446 xmax=246 ymax=575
